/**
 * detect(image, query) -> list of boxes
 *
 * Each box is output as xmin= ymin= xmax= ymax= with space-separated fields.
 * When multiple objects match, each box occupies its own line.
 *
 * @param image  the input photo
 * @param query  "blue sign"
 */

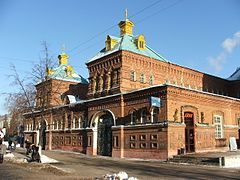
xmin=150 ymin=97 xmax=161 ymax=107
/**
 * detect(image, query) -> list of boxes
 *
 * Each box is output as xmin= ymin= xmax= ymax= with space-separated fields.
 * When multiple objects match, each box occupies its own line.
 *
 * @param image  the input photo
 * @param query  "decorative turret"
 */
xmin=58 ymin=52 xmax=69 ymax=65
xmin=45 ymin=47 xmax=88 ymax=84
xmin=105 ymin=35 xmax=118 ymax=51
xmin=135 ymin=35 xmax=146 ymax=50
xmin=118 ymin=9 xmax=134 ymax=36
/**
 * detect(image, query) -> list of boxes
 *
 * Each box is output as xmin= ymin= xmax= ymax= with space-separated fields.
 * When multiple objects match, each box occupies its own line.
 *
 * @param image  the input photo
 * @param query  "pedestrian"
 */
xmin=8 ymin=138 xmax=12 ymax=150
xmin=0 ymin=129 xmax=4 ymax=140
xmin=0 ymin=140 xmax=4 ymax=163
xmin=31 ymin=145 xmax=41 ymax=163
xmin=25 ymin=139 xmax=31 ymax=155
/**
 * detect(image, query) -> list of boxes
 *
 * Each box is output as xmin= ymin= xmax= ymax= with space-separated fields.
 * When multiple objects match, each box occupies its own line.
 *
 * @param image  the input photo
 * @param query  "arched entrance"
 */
xmin=184 ymin=112 xmax=195 ymax=153
xmin=91 ymin=110 xmax=115 ymax=156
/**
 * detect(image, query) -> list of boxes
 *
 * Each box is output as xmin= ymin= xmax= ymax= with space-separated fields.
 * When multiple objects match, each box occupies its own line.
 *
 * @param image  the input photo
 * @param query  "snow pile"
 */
xmin=40 ymin=154 xmax=59 ymax=164
xmin=103 ymin=171 xmax=138 ymax=180
xmin=4 ymin=153 xmax=14 ymax=158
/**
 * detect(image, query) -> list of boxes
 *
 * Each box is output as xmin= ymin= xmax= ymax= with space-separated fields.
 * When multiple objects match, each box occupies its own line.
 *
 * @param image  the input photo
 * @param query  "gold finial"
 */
xmin=125 ymin=8 xmax=128 ymax=20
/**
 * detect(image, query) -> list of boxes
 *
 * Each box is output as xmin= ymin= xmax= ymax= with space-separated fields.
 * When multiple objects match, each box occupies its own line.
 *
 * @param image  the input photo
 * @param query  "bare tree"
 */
xmin=5 ymin=41 xmax=54 ymax=140
xmin=32 ymin=41 xmax=55 ymax=84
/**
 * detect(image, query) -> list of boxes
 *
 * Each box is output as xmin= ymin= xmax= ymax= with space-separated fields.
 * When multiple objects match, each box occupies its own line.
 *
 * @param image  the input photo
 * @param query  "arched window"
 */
xmin=54 ymin=120 xmax=58 ymax=130
xmin=67 ymin=115 xmax=71 ymax=129
xmin=151 ymin=108 xmax=159 ymax=123
xmin=141 ymin=109 xmax=147 ymax=124
xmin=140 ymin=73 xmax=145 ymax=83
xmin=130 ymin=110 xmax=137 ymax=125
xmin=56 ymin=121 xmax=59 ymax=130
xmin=80 ymin=117 xmax=85 ymax=128
xmin=150 ymin=75 xmax=154 ymax=85
xmin=76 ymin=116 xmax=81 ymax=129
xmin=52 ymin=121 xmax=55 ymax=130
xmin=73 ymin=116 xmax=76 ymax=129
xmin=214 ymin=115 xmax=223 ymax=138
xmin=130 ymin=71 xmax=136 ymax=81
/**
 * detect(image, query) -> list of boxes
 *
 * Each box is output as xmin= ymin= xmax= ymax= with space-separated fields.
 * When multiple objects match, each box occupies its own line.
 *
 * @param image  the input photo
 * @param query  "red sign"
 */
xmin=184 ymin=112 xmax=193 ymax=119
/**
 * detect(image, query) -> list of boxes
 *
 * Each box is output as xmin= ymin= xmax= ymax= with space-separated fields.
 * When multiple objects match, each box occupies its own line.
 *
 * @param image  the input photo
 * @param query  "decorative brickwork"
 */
xmin=23 ymin=15 xmax=240 ymax=161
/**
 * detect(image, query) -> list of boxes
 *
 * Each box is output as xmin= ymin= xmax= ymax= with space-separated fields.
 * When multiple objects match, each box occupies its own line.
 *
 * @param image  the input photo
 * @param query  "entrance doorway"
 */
xmin=184 ymin=112 xmax=195 ymax=153
xmin=97 ymin=112 xmax=114 ymax=156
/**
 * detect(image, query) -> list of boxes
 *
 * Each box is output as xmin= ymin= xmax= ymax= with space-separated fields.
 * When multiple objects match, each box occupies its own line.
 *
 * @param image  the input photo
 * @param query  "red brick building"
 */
xmin=24 ymin=15 xmax=240 ymax=160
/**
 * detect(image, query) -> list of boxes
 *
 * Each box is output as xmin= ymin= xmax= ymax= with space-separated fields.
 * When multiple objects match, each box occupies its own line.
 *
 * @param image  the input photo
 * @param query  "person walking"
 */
xmin=0 ymin=128 xmax=6 ymax=163
xmin=0 ymin=140 xmax=5 ymax=163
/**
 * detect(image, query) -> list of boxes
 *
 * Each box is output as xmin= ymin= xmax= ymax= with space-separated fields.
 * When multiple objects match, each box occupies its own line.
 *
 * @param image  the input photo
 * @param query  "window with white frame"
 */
xmin=78 ymin=117 xmax=82 ymax=129
xmin=130 ymin=111 xmax=137 ymax=125
xmin=140 ymin=73 xmax=145 ymax=83
xmin=151 ymin=108 xmax=159 ymax=123
xmin=130 ymin=71 xmax=136 ymax=81
xmin=149 ymin=75 xmax=154 ymax=85
xmin=73 ymin=117 xmax=76 ymax=129
xmin=214 ymin=115 xmax=223 ymax=138
xmin=141 ymin=109 xmax=147 ymax=123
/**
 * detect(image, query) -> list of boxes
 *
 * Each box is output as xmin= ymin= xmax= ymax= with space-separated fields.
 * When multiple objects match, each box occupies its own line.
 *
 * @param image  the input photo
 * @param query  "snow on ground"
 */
xmin=103 ymin=171 xmax=139 ymax=180
xmin=4 ymin=153 xmax=14 ymax=158
xmin=40 ymin=154 xmax=59 ymax=164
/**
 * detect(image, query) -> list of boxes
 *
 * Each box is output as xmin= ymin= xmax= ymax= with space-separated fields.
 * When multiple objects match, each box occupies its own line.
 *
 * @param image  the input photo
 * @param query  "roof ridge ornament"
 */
xmin=118 ymin=9 xmax=134 ymax=36
xmin=125 ymin=8 xmax=128 ymax=20
xmin=61 ymin=44 xmax=66 ymax=54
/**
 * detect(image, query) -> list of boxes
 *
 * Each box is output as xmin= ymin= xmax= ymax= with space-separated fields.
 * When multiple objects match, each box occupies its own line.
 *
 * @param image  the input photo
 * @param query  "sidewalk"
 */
xmin=5 ymin=147 xmax=240 ymax=180
xmin=7 ymin=148 xmax=141 ymax=179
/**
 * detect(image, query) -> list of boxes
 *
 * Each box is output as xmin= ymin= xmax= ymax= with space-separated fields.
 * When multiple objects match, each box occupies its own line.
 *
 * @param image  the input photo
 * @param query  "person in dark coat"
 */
xmin=8 ymin=139 xmax=12 ymax=150
xmin=0 ymin=140 xmax=5 ymax=163
xmin=31 ymin=145 xmax=41 ymax=163
xmin=25 ymin=139 xmax=32 ymax=155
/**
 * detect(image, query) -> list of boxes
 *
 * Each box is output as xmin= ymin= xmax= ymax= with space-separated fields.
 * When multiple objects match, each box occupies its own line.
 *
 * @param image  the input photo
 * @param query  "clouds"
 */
xmin=208 ymin=31 xmax=240 ymax=72
xmin=222 ymin=31 xmax=240 ymax=53
xmin=208 ymin=52 xmax=226 ymax=72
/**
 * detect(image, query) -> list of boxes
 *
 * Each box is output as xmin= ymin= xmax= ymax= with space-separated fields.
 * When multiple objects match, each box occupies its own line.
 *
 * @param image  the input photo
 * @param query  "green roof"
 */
xmin=88 ymin=34 xmax=168 ymax=63
xmin=48 ymin=64 xmax=88 ymax=84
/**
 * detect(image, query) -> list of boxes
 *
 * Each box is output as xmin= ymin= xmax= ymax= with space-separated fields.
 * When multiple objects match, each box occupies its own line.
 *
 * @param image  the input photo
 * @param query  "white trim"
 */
xmin=224 ymin=125 xmax=239 ymax=128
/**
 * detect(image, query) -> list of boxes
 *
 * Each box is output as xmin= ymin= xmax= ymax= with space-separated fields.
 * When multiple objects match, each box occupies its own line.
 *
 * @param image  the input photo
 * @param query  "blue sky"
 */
xmin=0 ymin=0 xmax=240 ymax=115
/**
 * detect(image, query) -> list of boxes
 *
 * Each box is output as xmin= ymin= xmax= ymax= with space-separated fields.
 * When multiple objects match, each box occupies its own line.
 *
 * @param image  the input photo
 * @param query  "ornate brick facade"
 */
xmin=24 ymin=15 xmax=240 ymax=160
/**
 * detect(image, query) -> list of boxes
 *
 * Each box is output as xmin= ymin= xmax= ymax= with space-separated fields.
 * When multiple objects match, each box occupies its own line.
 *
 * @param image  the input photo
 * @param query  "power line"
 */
xmin=0 ymin=56 xmax=34 ymax=63
xmin=68 ymin=0 xmax=166 ymax=54
xmin=0 ymin=0 xmax=183 ymax=66
xmin=68 ymin=0 xmax=183 ymax=58
xmin=70 ymin=39 xmax=103 ymax=58
xmin=129 ymin=0 xmax=165 ymax=19
xmin=135 ymin=0 xmax=183 ymax=25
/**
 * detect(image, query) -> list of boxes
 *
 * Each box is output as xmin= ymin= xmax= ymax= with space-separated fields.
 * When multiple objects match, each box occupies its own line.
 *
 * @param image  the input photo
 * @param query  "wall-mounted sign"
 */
xmin=184 ymin=112 xmax=193 ymax=119
xmin=229 ymin=137 xmax=237 ymax=151
xmin=150 ymin=97 xmax=161 ymax=107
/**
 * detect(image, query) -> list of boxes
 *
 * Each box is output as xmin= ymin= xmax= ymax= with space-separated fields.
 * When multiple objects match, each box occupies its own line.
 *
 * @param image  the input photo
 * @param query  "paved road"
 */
xmin=0 ymin=161 xmax=68 ymax=180
xmin=1 ymin=149 xmax=240 ymax=180
xmin=42 ymin=150 xmax=240 ymax=180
